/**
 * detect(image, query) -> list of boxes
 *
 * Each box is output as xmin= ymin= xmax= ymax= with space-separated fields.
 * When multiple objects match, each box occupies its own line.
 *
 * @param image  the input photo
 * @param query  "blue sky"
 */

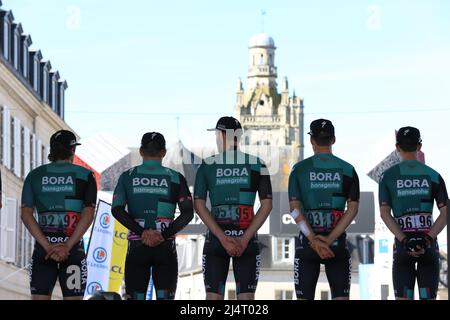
xmin=5 ymin=0 xmax=450 ymax=194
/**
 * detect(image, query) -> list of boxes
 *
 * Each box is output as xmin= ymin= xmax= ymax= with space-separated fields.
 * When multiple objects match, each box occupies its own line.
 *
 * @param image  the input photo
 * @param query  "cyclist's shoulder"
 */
xmin=380 ymin=163 xmax=401 ymax=182
xmin=120 ymin=166 xmax=139 ymax=178
xmin=69 ymin=163 xmax=94 ymax=175
xmin=291 ymin=156 xmax=314 ymax=172
xmin=161 ymin=166 xmax=185 ymax=183
xmin=332 ymin=155 xmax=358 ymax=177
xmin=414 ymin=162 xmax=441 ymax=181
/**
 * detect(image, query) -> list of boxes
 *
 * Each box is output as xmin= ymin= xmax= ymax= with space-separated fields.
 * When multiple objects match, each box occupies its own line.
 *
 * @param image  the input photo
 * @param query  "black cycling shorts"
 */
xmin=393 ymin=234 xmax=440 ymax=300
xmin=29 ymin=241 xmax=87 ymax=297
xmin=124 ymin=240 xmax=178 ymax=300
xmin=202 ymin=231 xmax=261 ymax=296
xmin=294 ymin=233 xmax=351 ymax=300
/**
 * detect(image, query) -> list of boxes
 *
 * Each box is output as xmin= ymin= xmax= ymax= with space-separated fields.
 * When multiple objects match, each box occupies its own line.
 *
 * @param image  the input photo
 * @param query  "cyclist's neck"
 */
xmin=313 ymin=146 xmax=332 ymax=155
xmin=400 ymin=152 xmax=418 ymax=161
xmin=52 ymin=159 xmax=72 ymax=164
xmin=142 ymin=156 xmax=163 ymax=162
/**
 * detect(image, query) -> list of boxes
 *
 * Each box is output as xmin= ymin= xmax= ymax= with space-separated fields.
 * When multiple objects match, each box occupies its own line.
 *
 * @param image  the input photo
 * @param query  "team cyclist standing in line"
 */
xmin=19 ymin=117 xmax=447 ymax=300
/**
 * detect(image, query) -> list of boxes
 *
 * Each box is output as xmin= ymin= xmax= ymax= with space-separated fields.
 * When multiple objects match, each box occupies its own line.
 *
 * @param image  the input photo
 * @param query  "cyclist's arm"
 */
xmin=379 ymin=173 xmax=406 ymax=242
xmin=428 ymin=206 xmax=447 ymax=239
xmin=326 ymin=201 xmax=358 ymax=245
xmin=66 ymin=206 xmax=95 ymax=250
xmin=288 ymin=168 xmax=316 ymax=241
xmin=289 ymin=200 xmax=316 ymax=241
xmin=111 ymin=206 xmax=145 ymax=235
xmin=21 ymin=174 xmax=52 ymax=252
xmin=380 ymin=205 xmax=406 ymax=242
xmin=111 ymin=172 xmax=144 ymax=235
xmin=242 ymin=171 xmax=273 ymax=242
xmin=161 ymin=175 xmax=194 ymax=240
xmin=194 ymin=163 xmax=228 ymax=240
xmin=325 ymin=169 xmax=360 ymax=244
xmin=195 ymin=199 xmax=227 ymax=241
xmin=21 ymin=207 xmax=52 ymax=252
xmin=66 ymin=172 xmax=97 ymax=250
xmin=428 ymin=175 xmax=448 ymax=239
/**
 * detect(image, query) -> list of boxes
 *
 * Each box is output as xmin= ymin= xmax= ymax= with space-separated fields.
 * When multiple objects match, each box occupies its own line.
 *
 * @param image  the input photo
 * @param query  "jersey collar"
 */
xmin=143 ymin=159 xmax=163 ymax=168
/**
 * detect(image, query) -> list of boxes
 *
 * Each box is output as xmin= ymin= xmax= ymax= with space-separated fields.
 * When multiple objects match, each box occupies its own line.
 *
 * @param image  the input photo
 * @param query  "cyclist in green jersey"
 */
xmin=288 ymin=119 xmax=360 ymax=300
xmin=194 ymin=117 xmax=273 ymax=300
xmin=21 ymin=130 xmax=97 ymax=300
xmin=379 ymin=127 xmax=448 ymax=300
xmin=112 ymin=132 xmax=194 ymax=300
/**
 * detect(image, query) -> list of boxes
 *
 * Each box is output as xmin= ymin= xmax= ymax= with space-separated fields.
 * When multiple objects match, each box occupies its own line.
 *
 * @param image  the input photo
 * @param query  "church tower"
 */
xmin=235 ymin=33 xmax=305 ymax=161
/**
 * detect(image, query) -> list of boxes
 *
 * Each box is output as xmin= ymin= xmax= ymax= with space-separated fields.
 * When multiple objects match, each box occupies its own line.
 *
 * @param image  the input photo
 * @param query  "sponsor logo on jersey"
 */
xmin=309 ymin=171 xmax=341 ymax=189
xmin=41 ymin=175 xmax=75 ymax=192
xmin=224 ymin=229 xmax=244 ymax=236
xmin=216 ymin=167 xmax=249 ymax=185
xmin=396 ymin=179 xmax=430 ymax=197
xmin=132 ymin=177 xmax=169 ymax=195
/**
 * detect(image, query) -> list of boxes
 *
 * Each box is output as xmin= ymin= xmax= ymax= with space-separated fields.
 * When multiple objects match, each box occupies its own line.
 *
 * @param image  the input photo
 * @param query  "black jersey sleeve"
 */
xmin=258 ymin=163 xmax=272 ymax=200
xmin=347 ymin=168 xmax=360 ymax=202
xmin=84 ymin=172 xmax=98 ymax=209
xmin=434 ymin=175 xmax=448 ymax=209
xmin=378 ymin=173 xmax=391 ymax=207
xmin=161 ymin=174 xmax=194 ymax=240
xmin=194 ymin=163 xmax=208 ymax=200
xmin=111 ymin=205 xmax=145 ymax=236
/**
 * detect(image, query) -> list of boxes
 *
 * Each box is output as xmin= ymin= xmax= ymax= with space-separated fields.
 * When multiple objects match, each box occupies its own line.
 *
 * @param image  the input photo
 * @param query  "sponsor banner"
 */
xmin=85 ymin=201 xmax=114 ymax=297
xmin=108 ymin=218 xmax=128 ymax=293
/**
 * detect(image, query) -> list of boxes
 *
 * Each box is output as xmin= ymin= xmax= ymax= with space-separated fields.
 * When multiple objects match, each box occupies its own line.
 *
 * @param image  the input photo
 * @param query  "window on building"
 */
xmin=59 ymin=85 xmax=65 ymax=118
xmin=30 ymin=134 xmax=35 ymax=170
xmin=0 ymin=107 xmax=3 ymax=162
xmin=14 ymin=32 xmax=20 ymax=70
xmin=273 ymin=237 xmax=294 ymax=262
xmin=260 ymin=54 xmax=264 ymax=65
xmin=10 ymin=118 xmax=14 ymax=170
xmin=41 ymin=145 xmax=46 ymax=165
xmin=20 ymin=126 xmax=25 ymax=178
xmin=23 ymin=44 xmax=29 ymax=77
xmin=33 ymin=59 xmax=39 ymax=92
xmin=3 ymin=21 xmax=10 ymax=60
xmin=228 ymin=290 xmax=236 ymax=300
xmin=43 ymin=70 xmax=48 ymax=102
xmin=275 ymin=290 xmax=293 ymax=300
xmin=185 ymin=239 xmax=193 ymax=269
xmin=269 ymin=54 xmax=273 ymax=65
xmin=0 ymin=198 xmax=17 ymax=262
xmin=1 ymin=106 xmax=11 ymax=168
xmin=52 ymin=78 xmax=58 ymax=110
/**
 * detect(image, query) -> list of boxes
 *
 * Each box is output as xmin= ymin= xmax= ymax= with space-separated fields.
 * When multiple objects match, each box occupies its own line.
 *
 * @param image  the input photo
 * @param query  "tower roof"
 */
xmin=249 ymin=33 xmax=275 ymax=48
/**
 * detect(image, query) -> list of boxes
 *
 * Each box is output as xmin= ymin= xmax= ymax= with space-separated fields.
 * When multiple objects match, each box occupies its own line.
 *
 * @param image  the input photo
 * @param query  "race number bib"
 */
xmin=306 ymin=210 xmax=343 ymax=232
xmin=38 ymin=211 xmax=80 ymax=236
xmin=396 ymin=213 xmax=433 ymax=232
xmin=211 ymin=205 xmax=254 ymax=229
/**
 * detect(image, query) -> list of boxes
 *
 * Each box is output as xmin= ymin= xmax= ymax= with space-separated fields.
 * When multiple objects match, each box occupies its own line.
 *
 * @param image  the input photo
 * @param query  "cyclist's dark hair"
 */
xmin=397 ymin=143 xmax=419 ymax=152
xmin=48 ymin=145 xmax=75 ymax=162
xmin=312 ymin=135 xmax=334 ymax=147
xmin=140 ymin=141 xmax=166 ymax=157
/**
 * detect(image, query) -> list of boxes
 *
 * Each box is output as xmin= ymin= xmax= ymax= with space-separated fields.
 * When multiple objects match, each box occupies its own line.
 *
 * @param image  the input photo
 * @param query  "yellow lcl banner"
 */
xmin=108 ymin=219 xmax=128 ymax=293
